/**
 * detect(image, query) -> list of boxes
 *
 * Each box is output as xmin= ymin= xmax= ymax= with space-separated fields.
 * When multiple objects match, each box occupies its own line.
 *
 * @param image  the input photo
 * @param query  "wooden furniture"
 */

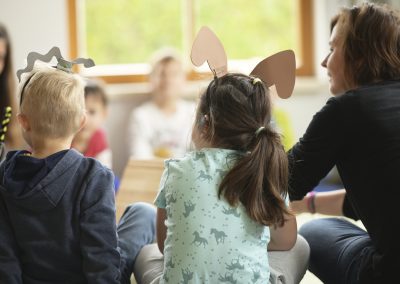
xmin=116 ymin=159 xmax=164 ymax=221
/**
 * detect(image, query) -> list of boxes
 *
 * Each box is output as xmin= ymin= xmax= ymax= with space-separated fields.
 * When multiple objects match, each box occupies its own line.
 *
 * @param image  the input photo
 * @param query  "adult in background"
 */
xmin=289 ymin=3 xmax=400 ymax=283
xmin=0 ymin=23 xmax=23 ymax=150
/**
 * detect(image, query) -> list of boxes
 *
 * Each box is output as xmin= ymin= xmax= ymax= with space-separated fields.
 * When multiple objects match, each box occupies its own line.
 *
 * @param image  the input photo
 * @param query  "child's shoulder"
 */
xmin=49 ymin=149 xmax=110 ymax=180
xmin=165 ymin=148 xmax=240 ymax=171
xmin=80 ymin=153 xmax=113 ymax=176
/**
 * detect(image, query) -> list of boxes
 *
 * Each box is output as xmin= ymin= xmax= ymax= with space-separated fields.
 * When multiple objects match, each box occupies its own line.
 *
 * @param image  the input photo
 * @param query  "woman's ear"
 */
xmin=17 ymin=113 xmax=30 ymax=131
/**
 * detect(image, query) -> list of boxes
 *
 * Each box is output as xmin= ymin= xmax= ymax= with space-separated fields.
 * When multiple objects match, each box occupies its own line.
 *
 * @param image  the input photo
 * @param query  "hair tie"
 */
xmin=255 ymin=126 xmax=266 ymax=137
xmin=252 ymin=77 xmax=262 ymax=85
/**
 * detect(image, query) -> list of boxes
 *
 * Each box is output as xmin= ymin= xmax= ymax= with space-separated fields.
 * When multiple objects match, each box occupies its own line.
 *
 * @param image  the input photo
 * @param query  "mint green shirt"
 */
xmin=155 ymin=148 xmax=270 ymax=283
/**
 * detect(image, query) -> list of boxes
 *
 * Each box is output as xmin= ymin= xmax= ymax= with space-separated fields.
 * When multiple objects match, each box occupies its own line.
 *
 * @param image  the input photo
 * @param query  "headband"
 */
xmin=16 ymin=47 xmax=95 ymax=105
xmin=190 ymin=26 xmax=296 ymax=99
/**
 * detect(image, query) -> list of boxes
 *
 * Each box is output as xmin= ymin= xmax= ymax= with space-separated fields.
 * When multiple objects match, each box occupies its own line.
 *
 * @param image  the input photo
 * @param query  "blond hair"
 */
xmin=19 ymin=66 xmax=85 ymax=138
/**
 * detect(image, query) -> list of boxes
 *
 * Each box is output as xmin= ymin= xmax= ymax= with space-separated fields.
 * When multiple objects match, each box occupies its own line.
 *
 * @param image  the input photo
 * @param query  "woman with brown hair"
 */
xmin=0 ymin=23 xmax=22 ymax=150
xmin=289 ymin=3 xmax=400 ymax=283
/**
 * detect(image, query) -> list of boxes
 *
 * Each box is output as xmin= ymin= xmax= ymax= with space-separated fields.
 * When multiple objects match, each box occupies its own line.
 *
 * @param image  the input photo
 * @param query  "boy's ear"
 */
xmin=78 ymin=113 xmax=87 ymax=132
xmin=17 ymin=113 xmax=30 ymax=131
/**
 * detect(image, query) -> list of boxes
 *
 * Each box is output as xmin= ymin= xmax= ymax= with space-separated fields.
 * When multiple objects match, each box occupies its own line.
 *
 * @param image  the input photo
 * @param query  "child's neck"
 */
xmin=71 ymin=130 xmax=92 ymax=153
xmin=30 ymin=136 xmax=73 ymax=159
xmin=153 ymin=96 xmax=177 ymax=115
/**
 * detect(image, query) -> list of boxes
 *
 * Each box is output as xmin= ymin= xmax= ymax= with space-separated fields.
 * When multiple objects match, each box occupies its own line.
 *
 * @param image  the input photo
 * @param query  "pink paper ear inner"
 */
xmin=191 ymin=26 xmax=228 ymax=77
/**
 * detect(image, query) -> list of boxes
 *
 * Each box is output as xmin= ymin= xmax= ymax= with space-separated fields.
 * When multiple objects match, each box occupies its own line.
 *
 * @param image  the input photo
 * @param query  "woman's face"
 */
xmin=321 ymin=25 xmax=349 ymax=96
xmin=0 ymin=39 xmax=7 ymax=74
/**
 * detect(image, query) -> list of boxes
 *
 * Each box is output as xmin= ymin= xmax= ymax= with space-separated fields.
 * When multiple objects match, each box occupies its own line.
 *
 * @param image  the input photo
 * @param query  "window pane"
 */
xmin=85 ymin=0 xmax=182 ymax=65
xmin=195 ymin=0 xmax=296 ymax=59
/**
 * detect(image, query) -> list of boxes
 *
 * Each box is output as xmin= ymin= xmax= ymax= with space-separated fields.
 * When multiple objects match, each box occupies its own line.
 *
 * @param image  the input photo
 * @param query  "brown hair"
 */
xmin=0 ymin=23 xmax=20 ymax=148
xmin=332 ymin=3 xmax=400 ymax=86
xmin=84 ymin=79 xmax=108 ymax=106
xmin=195 ymin=73 xmax=290 ymax=226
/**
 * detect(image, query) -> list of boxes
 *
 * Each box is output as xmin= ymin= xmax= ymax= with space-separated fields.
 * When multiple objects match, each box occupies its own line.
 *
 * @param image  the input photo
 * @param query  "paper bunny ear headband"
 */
xmin=191 ymin=26 xmax=296 ymax=99
xmin=16 ymin=46 xmax=95 ymax=105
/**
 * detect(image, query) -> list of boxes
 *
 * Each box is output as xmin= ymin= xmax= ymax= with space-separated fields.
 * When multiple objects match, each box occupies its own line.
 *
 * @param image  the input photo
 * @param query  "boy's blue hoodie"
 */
xmin=0 ymin=149 xmax=120 ymax=284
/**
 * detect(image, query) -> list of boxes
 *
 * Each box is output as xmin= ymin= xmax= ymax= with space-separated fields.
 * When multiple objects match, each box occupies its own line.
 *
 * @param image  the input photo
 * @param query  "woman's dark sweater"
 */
xmin=288 ymin=81 xmax=400 ymax=282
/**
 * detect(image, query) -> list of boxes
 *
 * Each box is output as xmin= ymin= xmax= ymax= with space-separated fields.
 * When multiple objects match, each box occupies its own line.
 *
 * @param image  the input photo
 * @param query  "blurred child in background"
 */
xmin=129 ymin=49 xmax=195 ymax=159
xmin=73 ymin=79 xmax=112 ymax=169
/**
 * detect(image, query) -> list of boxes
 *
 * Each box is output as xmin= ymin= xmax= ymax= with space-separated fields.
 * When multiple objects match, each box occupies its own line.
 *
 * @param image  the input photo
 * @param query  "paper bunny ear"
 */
xmin=250 ymin=50 xmax=296 ymax=99
xmin=16 ymin=46 xmax=95 ymax=81
xmin=191 ymin=26 xmax=228 ymax=77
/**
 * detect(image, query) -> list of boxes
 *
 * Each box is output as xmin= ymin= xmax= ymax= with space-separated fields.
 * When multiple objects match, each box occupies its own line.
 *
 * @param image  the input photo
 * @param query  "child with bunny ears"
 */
xmin=131 ymin=27 xmax=309 ymax=284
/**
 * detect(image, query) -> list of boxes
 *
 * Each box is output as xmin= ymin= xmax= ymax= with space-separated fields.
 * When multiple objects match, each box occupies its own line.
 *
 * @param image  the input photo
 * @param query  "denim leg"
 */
xmin=299 ymin=218 xmax=373 ymax=284
xmin=117 ymin=202 xmax=156 ymax=284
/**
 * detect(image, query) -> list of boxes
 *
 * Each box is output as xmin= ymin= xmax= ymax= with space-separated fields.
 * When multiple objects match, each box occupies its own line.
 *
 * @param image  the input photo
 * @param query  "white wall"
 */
xmin=0 ymin=0 xmax=68 ymax=72
xmin=313 ymin=0 xmax=352 ymax=79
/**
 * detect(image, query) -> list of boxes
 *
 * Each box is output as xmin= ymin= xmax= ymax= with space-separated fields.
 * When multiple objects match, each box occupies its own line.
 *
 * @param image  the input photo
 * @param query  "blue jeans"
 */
xmin=299 ymin=218 xmax=374 ymax=284
xmin=117 ymin=203 xmax=156 ymax=284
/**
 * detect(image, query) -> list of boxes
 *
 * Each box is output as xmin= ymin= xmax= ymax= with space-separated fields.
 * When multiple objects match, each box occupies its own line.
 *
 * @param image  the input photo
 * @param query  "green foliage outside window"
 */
xmin=85 ymin=0 xmax=295 ymax=65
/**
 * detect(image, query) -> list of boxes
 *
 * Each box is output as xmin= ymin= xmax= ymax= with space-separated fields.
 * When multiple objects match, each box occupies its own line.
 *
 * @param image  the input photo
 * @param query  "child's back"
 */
xmin=0 ymin=63 xmax=120 ymax=283
xmin=0 ymin=150 xmax=119 ymax=283
xmin=155 ymin=148 xmax=270 ymax=283
xmin=155 ymin=73 xmax=297 ymax=283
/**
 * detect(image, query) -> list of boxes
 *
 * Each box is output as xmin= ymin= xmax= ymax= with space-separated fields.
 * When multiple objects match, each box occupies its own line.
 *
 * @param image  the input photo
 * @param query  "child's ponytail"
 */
xmin=197 ymin=73 xmax=291 ymax=227
xmin=219 ymin=124 xmax=290 ymax=227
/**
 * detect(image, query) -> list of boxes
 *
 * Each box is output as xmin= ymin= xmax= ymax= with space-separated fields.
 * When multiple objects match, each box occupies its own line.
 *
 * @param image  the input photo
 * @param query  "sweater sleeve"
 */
xmin=79 ymin=166 xmax=120 ymax=284
xmin=342 ymin=194 xmax=360 ymax=220
xmin=288 ymin=97 xmax=346 ymax=201
xmin=0 ymin=195 xmax=22 ymax=284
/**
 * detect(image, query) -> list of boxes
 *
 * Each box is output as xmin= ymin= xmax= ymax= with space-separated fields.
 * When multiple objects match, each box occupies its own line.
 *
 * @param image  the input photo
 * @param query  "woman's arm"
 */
xmin=268 ymin=213 xmax=297 ymax=251
xmin=156 ymin=208 xmax=167 ymax=254
xmin=288 ymin=97 xmax=346 ymax=201
xmin=290 ymin=189 xmax=346 ymax=216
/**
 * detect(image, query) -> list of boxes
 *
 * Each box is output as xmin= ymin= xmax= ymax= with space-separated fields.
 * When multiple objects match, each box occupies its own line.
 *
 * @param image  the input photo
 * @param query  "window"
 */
xmin=67 ymin=0 xmax=314 ymax=83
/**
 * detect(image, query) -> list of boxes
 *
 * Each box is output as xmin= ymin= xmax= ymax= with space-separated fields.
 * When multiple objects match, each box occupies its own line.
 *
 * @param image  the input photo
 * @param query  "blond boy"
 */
xmin=0 ymin=66 xmax=120 ymax=283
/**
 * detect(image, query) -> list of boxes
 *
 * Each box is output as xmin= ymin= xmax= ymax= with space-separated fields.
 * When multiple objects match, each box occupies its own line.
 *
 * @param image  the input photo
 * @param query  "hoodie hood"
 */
xmin=0 ymin=149 xmax=82 ymax=212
